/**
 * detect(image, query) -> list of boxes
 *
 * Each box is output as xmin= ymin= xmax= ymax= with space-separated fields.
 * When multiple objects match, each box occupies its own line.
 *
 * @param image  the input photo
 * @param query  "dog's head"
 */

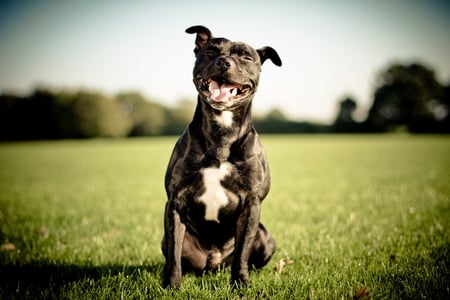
xmin=186 ymin=25 xmax=282 ymax=110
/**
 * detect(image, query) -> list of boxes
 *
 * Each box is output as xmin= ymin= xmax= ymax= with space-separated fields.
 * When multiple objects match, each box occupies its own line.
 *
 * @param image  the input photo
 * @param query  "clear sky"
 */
xmin=0 ymin=0 xmax=449 ymax=122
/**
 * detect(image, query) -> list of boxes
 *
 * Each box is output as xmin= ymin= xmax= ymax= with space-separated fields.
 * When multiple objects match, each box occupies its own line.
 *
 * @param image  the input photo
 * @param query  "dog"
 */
xmin=162 ymin=25 xmax=282 ymax=289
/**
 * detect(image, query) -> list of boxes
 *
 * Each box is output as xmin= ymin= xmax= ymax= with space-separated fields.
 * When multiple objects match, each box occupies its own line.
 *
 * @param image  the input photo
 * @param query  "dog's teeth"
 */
xmin=209 ymin=80 xmax=219 ymax=92
xmin=231 ymin=88 xmax=237 ymax=96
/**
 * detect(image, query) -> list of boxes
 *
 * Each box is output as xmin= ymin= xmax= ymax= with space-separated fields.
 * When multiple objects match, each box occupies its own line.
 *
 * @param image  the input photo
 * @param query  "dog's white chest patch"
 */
xmin=215 ymin=111 xmax=233 ymax=127
xmin=198 ymin=162 xmax=232 ymax=223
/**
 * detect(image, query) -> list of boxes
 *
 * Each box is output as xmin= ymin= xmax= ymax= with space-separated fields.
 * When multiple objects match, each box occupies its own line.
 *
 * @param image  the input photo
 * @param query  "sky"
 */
xmin=0 ymin=0 xmax=449 ymax=122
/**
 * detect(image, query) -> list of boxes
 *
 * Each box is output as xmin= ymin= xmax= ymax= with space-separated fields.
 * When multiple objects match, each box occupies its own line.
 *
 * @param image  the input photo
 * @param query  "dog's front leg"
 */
xmin=231 ymin=197 xmax=261 ymax=287
xmin=163 ymin=202 xmax=186 ymax=289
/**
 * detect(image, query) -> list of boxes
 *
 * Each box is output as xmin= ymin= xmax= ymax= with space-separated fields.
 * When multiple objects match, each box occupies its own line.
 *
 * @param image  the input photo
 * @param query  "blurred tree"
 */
xmin=254 ymin=108 xmax=287 ymax=133
xmin=366 ymin=63 xmax=445 ymax=132
xmin=253 ymin=107 xmax=329 ymax=133
xmin=332 ymin=97 xmax=361 ymax=132
xmin=69 ymin=91 xmax=131 ymax=138
xmin=0 ymin=88 xmax=65 ymax=139
xmin=27 ymin=89 xmax=61 ymax=139
xmin=162 ymin=99 xmax=196 ymax=135
xmin=265 ymin=108 xmax=287 ymax=122
xmin=0 ymin=88 xmax=133 ymax=139
xmin=0 ymin=94 xmax=25 ymax=140
xmin=116 ymin=92 xmax=165 ymax=136
xmin=336 ymin=97 xmax=357 ymax=122
xmin=440 ymin=84 xmax=450 ymax=131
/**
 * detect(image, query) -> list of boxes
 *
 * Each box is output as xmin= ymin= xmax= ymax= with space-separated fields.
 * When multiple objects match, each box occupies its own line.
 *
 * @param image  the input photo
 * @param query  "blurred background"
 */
xmin=0 ymin=0 xmax=449 ymax=139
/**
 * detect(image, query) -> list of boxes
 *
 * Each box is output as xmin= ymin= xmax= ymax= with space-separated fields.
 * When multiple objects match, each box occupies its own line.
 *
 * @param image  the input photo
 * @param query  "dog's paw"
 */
xmin=163 ymin=274 xmax=181 ymax=289
xmin=230 ymin=274 xmax=250 ymax=289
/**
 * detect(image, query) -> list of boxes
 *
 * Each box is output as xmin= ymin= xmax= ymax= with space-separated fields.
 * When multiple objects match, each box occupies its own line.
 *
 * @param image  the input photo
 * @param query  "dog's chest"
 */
xmin=197 ymin=162 xmax=237 ymax=223
xmin=215 ymin=111 xmax=234 ymax=127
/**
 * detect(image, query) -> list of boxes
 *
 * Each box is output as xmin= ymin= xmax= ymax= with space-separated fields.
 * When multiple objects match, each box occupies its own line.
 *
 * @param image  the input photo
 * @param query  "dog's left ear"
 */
xmin=186 ymin=25 xmax=213 ymax=55
xmin=257 ymin=47 xmax=282 ymax=66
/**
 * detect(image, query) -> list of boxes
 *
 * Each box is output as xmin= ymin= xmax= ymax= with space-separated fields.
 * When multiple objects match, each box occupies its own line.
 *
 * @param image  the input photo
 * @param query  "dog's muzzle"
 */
xmin=195 ymin=76 xmax=253 ymax=107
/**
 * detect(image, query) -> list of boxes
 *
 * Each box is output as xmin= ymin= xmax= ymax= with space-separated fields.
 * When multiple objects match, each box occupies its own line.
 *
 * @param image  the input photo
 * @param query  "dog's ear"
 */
xmin=257 ymin=47 xmax=282 ymax=66
xmin=186 ymin=25 xmax=213 ymax=55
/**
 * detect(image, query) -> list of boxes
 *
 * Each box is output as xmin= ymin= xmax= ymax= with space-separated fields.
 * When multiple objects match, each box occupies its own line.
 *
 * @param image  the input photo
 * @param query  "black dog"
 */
xmin=162 ymin=25 xmax=281 ymax=289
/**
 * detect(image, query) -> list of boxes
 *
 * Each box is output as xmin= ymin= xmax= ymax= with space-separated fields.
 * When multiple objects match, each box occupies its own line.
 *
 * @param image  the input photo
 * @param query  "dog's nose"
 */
xmin=215 ymin=57 xmax=232 ymax=70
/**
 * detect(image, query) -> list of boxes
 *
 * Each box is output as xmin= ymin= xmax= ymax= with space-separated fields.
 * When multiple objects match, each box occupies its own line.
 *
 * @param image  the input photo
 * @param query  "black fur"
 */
xmin=162 ymin=25 xmax=281 ymax=289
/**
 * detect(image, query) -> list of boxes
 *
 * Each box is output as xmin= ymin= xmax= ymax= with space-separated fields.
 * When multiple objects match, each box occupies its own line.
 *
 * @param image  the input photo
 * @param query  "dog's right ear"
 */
xmin=257 ymin=47 xmax=282 ymax=67
xmin=186 ymin=25 xmax=212 ymax=55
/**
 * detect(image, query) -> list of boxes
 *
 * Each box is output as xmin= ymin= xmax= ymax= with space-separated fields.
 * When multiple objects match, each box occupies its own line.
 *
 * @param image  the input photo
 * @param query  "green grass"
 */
xmin=0 ymin=135 xmax=449 ymax=299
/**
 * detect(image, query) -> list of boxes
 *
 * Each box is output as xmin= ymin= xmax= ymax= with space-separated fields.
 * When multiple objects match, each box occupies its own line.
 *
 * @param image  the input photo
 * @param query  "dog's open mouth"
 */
xmin=198 ymin=77 xmax=251 ymax=104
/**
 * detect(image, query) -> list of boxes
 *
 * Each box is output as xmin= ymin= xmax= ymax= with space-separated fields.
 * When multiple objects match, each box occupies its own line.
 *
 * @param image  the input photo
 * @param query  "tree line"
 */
xmin=332 ymin=63 xmax=449 ymax=133
xmin=0 ymin=90 xmax=197 ymax=140
xmin=0 ymin=62 xmax=448 ymax=140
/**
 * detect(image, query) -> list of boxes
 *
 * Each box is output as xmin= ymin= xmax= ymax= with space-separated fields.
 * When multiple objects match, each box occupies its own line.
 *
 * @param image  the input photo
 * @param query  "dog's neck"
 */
xmin=189 ymin=97 xmax=254 ymax=162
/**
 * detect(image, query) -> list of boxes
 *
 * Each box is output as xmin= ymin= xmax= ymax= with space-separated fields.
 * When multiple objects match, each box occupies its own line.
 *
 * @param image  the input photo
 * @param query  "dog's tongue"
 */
xmin=209 ymin=80 xmax=238 ymax=103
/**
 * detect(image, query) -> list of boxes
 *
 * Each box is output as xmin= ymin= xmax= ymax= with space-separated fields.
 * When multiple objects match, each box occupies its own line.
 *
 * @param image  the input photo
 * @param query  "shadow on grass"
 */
xmin=371 ymin=241 xmax=450 ymax=299
xmin=0 ymin=261 xmax=165 ymax=297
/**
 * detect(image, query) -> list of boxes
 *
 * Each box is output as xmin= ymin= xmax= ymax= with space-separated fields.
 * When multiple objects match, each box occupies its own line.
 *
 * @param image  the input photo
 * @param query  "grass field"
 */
xmin=0 ymin=135 xmax=449 ymax=299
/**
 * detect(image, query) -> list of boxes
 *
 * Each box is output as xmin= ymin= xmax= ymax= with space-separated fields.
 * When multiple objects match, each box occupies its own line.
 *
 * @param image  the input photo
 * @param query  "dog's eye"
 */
xmin=204 ymin=50 xmax=216 ymax=58
xmin=243 ymin=56 xmax=253 ymax=62
xmin=203 ymin=47 xmax=220 ymax=59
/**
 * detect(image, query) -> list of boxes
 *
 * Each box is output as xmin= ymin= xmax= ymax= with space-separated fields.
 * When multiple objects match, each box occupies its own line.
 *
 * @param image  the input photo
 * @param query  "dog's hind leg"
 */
xmin=180 ymin=230 xmax=208 ymax=274
xmin=248 ymin=223 xmax=276 ymax=270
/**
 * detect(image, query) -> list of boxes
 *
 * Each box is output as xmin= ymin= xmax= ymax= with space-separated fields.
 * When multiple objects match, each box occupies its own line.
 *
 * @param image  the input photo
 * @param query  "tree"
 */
xmin=366 ymin=63 xmax=445 ymax=132
xmin=116 ymin=92 xmax=166 ymax=136
xmin=265 ymin=108 xmax=287 ymax=122
xmin=332 ymin=97 xmax=360 ymax=132
xmin=69 ymin=90 xmax=132 ymax=138
xmin=162 ymin=99 xmax=196 ymax=135
xmin=0 ymin=88 xmax=71 ymax=140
